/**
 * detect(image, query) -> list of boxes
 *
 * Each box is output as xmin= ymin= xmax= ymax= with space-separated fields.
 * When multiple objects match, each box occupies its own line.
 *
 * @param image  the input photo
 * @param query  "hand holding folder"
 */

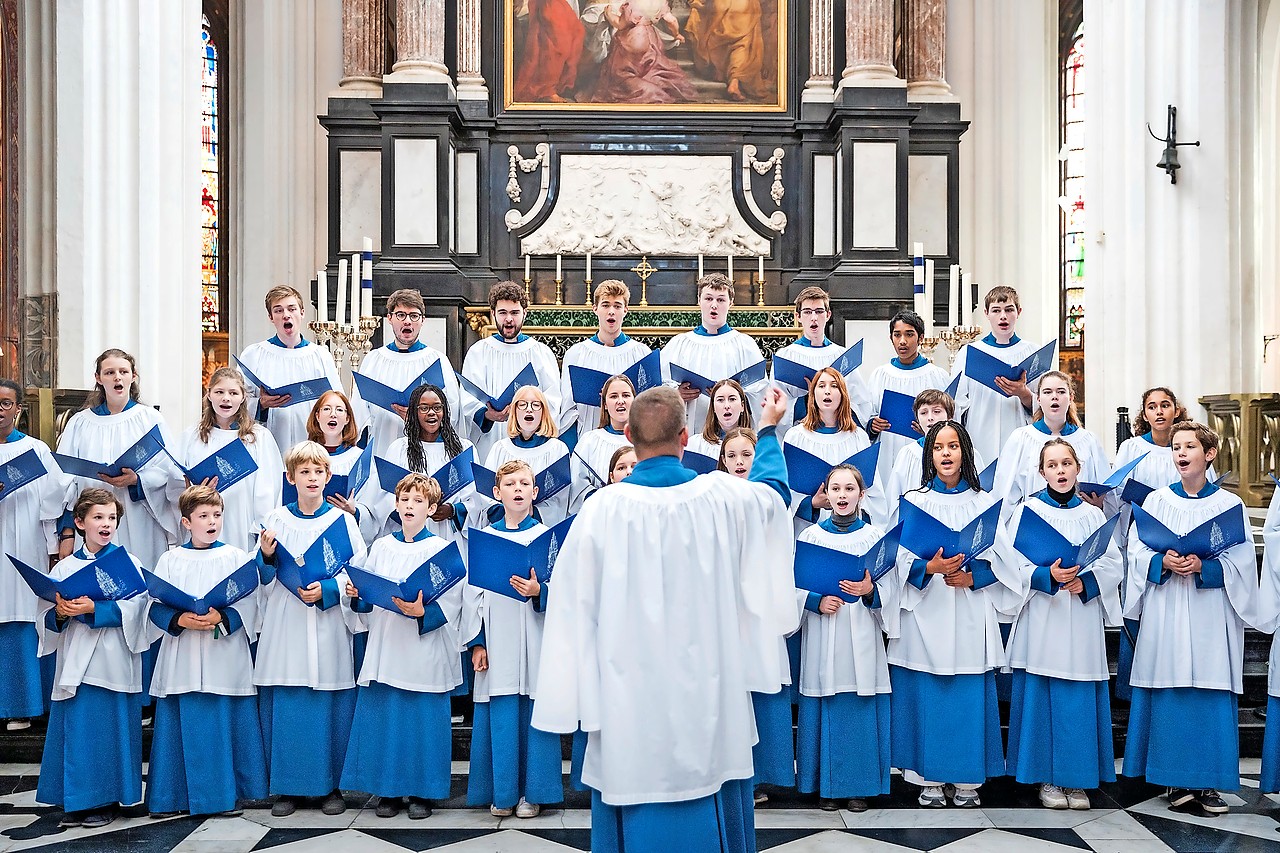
xmin=345 ymin=541 xmax=465 ymax=616
xmin=468 ymin=516 xmax=575 ymax=601
xmin=143 ymin=559 xmax=259 ymax=615
xmin=794 ymin=524 xmax=902 ymax=601
xmin=233 ymin=356 xmax=331 ymax=408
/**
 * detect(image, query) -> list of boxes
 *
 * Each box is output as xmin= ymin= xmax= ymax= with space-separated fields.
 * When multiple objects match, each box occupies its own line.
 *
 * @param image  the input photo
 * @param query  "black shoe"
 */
xmin=1167 ymin=788 xmax=1197 ymax=809
xmin=321 ymin=790 xmax=346 ymax=816
xmin=375 ymin=797 xmax=400 ymax=818
xmin=407 ymin=798 xmax=432 ymax=820
xmin=846 ymin=798 xmax=869 ymax=813
xmin=148 ymin=810 xmax=180 ymax=819
xmin=58 ymin=810 xmax=85 ymax=828
xmin=1197 ymin=790 xmax=1229 ymax=815
xmin=216 ymin=808 xmax=243 ymax=817
xmin=82 ymin=809 xmax=116 ymax=829
xmin=818 ymin=798 xmax=840 ymax=811
xmin=270 ymin=796 xmax=297 ymax=817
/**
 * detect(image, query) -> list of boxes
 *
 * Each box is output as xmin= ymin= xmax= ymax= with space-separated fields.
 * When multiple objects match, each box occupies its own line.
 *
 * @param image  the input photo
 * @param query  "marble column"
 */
xmin=386 ymin=0 xmax=450 ymax=84
xmin=801 ymin=0 xmax=834 ymax=102
xmin=52 ymin=0 xmax=204 ymax=423
xmin=904 ymin=0 xmax=955 ymax=100
xmin=456 ymin=0 xmax=488 ymax=100
xmin=838 ymin=0 xmax=902 ymax=89
xmin=338 ymin=0 xmax=384 ymax=94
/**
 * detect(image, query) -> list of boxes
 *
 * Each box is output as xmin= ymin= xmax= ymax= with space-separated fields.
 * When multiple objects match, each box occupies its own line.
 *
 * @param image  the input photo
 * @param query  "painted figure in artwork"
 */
xmin=515 ymin=0 xmax=586 ymax=102
xmin=588 ymin=0 xmax=697 ymax=104
xmin=685 ymin=0 xmax=773 ymax=101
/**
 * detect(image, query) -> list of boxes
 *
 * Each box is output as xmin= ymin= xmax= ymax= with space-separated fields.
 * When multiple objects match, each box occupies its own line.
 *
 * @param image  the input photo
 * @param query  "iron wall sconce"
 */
xmin=1148 ymin=105 xmax=1200 ymax=184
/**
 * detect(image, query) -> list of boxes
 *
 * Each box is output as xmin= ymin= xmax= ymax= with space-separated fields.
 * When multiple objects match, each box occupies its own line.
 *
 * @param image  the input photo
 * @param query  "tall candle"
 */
xmin=349 ymin=253 xmax=360 ymax=326
xmin=586 ymin=252 xmax=592 ymax=280
xmin=317 ymin=269 xmax=328 ymax=324
xmin=525 ymin=253 xmax=531 ymax=280
xmin=363 ymin=235 xmax=373 ymax=254
xmin=336 ymin=259 xmax=348 ymax=326
xmin=912 ymin=242 xmax=926 ymax=320
xmin=556 ymin=253 xmax=562 ymax=280
xmin=362 ymin=258 xmax=374 ymax=318
xmin=758 ymin=254 xmax=764 ymax=281
xmin=697 ymin=253 xmax=704 ymax=278
xmin=948 ymin=264 xmax=960 ymax=329
xmin=727 ymin=254 xmax=733 ymax=280
xmin=923 ymin=259 xmax=936 ymax=335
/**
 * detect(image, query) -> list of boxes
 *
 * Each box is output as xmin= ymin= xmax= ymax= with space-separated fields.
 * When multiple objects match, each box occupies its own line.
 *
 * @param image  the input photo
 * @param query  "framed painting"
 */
xmin=503 ymin=0 xmax=788 ymax=111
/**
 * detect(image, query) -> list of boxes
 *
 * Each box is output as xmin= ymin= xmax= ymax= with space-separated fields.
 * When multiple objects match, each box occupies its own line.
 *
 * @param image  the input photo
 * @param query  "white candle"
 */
xmin=758 ymin=254 xmax=764 ymax=281
xmin=586 ymin=252 xmax=592 ymax=280
xmin=948 ymin=264 xmax=960 ymax=329
xmin=335 ymin=259 xmax=348 ymax=326
xmin=362 ymin=259 xmax=374 ymax=318
xmin=923 ymin=259 xmax=935 ymax=335
xmin=727 ymin=254 xmax=733 ymax=280
xmin=317 ymin=269 xmax=328 ymax=324
xmin=912 ymin=243 xmax=926 ymax=319
xmin=363 ymin=235 xmax=373 ymax=254
xmin=350 ymin=253 xmax=360 ymax=325
xmin=556 ymin=253 xmax=562 ymax=280
xmin=525 ymin=253 xmax=531 ymax=280
xmin=697 ymin=253 xmax=704 ymax=278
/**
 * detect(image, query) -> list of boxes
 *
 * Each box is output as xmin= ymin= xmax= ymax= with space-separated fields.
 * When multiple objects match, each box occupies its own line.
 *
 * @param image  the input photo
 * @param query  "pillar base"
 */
xmin=907 ymin=80 xmax=958 ymax=102
xmin=838 ymin=67 xmax=906 ymax=90
xmin=387 ymin=61 xmax=452 ymax=86
xmin=457 ymin=77 xmax=490 ymax=101
xmin=333 ymin=78 xmax=383 ymax=99
xmin=802 ymin=79 xmax=836 ymax=103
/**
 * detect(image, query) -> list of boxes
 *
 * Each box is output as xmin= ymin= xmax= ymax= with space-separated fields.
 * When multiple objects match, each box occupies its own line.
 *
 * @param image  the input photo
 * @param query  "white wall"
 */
xmin=1258 ymin=0 xmax=1280 ymax=392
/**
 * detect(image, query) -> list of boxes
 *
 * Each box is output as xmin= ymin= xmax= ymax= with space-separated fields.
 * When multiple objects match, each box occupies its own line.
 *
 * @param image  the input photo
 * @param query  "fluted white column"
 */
xmin=838 ymin=0 xmax=903 ymax=89
xmin=456 ymin=0 xmax=488 ymax=100
xmin=53 ymin=0 xmax=203 ymax=425
xmin=801 ymin=0 xmax=834 ymax=102
xmin=386 ymin=0 xmax=450 ymax=84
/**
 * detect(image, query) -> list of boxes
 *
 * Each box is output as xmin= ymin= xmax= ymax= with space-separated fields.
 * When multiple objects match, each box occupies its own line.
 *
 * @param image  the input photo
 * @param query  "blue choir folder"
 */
xmin=345 ymin=541 xmax=465 ymax=614
xmin=979 ymin=458 xmax=998 ymax=492
xmin=559 ymin=422 xmax=579 ymax=454
xmin=374 ymin=457 xmax=412 ymax=494
xmin=1078 ymin=452 xmax=1150 ymax=496
xmin=900 ymin=498 xmax=1003 ymax=566
xmin=1130 ymin=503 xmax=1248 ymax=560
xmin=681 ymin=449 xmax=719 ymax=475
xmin=281 ymin=442 xmax=374 ymax=504
xmin=0 ymin=448 xmax=49 ymax=504
xmin=55 ymin=425 xmax=166 ymax=480
xmin=468 ymin=516 xmax=576 ymax=601
xmin=471 ymin=454 xmax=571 ymax=504
xmin=353 ymin=361 xmax=446 ymax=413
xmin=794 ymin=524 xmax=902 ymax=600
xmin=431 ymin=448 xmax=476 ymax=501
xmin=877 ymin=390 xmax=922 ymax=439
xmin=963 ymin=340 xmax=1058 ymax=396
xmin=1012 ymin=510 xmax=1120 ymax=570
xmin=458 ymin=363 xmax=538 ymax=411
xmin=944 ymin=371 xmax=962 ymax=400
xmin=771 ymin=341 xmax=864 ymax=391
xmin=783 ymin=442 xmax=881 ymax=496
xmin=272 ymin=517 xmax=355 ymax=601
xmin=233 ymin=356 xmax=330 ymax=408
xmin=568 ymin=351 xmax=662 ymax=406
xmin=142 ymin=559 xmax=259 ymax=615
xmin=10 ymin=546 xmax=144 ymax=602
xmin=1120 ymin=478 xmax=1155 ymax=506
xmin=168 ymin=439 xmax=258 ymax=492
xmin=668 ymin=360 xmax=767 ymax=394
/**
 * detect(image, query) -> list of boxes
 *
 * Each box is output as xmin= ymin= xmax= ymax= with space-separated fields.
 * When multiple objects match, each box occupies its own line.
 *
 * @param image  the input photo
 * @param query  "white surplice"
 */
xmin=0 ymin=433 xmax=67 ymax=623
xmin=990 ymin=423 xmax=1110 ymax=524
xmin=770 ymin=338 xmax=873 ymax=437
xmin=361 ymin=436 xmax=480 ymax=548
xmin=458 ymin=335 xmax=561 ymax=460
xmin=569 ymin=427 xmax=629 ymax=510
xmin=481 ymin=437 xmax=573 ymax=526
xmin=782 ymin=426 xmax=886 ymax=530
xmin=172 ymin=425 xmax=283 ymax=552
xmin=236 ymin=338 xmax=349 ymax=452
xmin=348 ymin=342 xmax=463 ymax=456
xmin=865 ymin=359 xmax=950 ymax=487
xmin=557 ymin=336 xmax=651 ymax=436
xmin=661 ymin=328 xmax=767 ymax=431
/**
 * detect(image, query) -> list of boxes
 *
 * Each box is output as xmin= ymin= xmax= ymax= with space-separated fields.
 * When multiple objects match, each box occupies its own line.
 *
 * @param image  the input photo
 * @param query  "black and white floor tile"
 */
xmin=0 ymin=762 xmax=1278 ymax=851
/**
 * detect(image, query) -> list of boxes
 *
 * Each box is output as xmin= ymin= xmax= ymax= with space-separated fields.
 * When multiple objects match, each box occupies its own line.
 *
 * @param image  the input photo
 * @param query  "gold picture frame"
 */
xmin=503 ymin=0 xmax=788 ymax=112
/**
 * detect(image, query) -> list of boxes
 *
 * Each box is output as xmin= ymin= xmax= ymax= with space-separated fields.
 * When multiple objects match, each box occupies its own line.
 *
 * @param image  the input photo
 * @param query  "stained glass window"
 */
xmin=201 ymin=17 xmax=221 ymax=333
xmin=1060 ymin=24 xmax=1084 ymax=349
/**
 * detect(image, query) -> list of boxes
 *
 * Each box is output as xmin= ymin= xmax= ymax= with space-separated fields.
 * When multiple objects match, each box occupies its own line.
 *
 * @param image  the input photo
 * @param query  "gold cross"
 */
xmin=630 ymin=255 xmax=656 ymax=306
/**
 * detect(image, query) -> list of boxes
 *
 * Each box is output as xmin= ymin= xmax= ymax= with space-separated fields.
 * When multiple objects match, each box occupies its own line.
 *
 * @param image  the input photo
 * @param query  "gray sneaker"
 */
xmin=951 ymin=788 xmax=981 ymax=808
xmin=917 ymin=785 xmax=946 ymax=808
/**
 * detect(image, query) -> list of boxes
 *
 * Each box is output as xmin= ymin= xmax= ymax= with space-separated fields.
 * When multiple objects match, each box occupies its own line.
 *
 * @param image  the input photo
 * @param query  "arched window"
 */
xmin=1058 ymin=4 xmax=1085 ymax=416
xmin=201 ymin=5 xmax=229 ymax=386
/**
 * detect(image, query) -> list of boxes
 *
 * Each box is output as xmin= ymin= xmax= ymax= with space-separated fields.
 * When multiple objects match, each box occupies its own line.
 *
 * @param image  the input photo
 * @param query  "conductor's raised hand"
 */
xmin=811 ymin=483 xmax=830 ymax=510
xmin=759 ymin=386 xmax=787 ymax=428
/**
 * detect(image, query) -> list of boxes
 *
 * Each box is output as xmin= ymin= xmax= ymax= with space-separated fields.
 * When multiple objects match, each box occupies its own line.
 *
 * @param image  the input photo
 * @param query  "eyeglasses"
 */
xmin=0 ymin=400 xmax=18 ymax=411
xmin=390 ymin=311 xmax=424 ymax=322
xmin=417 ymin=403 xmax=445 ymax=413
xmin=514 ymin=401 xmax=543 ymax=411
xmin=799 ymin=308 xmax=828 ymax=317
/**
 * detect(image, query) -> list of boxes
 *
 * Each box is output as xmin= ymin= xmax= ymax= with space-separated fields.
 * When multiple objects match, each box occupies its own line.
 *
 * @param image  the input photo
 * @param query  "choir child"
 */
xmin=466 ymin=459 xmax=564 ymax=818
xmin=784 ymin=368 xmax=882 ymax=530
xmin=0 ymin=379 xmax=66 ymax=730
xmin=532 ymin=387 xmax=798 ymax=853
xmin=771 ymin=286 xmax=872 ymax=436
xmin=1258 ymin=477 xmax=1280 ymax=792
xmin=795 ymin=464 xmax=892 ymax=812
xmin=56 ymin=348 xmax=184 ymax=567
xmin=990 ymin=370 xmax=1109 ymax=523
xmin=482 ymin=386 xmax=572 ymax=526
xmin=342 ymin=473 xmax=463 ymax=820
xmin=236 ymin=285 xmax=348 ymax=452
xmin=557 ymin=280 xmax=651 ymax=436
xmin=717 ymin=427 xmax=756 ymax=478
xmin=1004 ymin=439 xmax=1122 ymax=811
xmin=173 ymin=367 xmax=283 ymax=552
xmin=146 ymin=485 xmax=267 ymax=818
xmin=882 ymin=389 xmax=980 ymax=528
xmin=607 ymin=445 xmax=637 ymax=483
xmin=371 ymin=383 xmax=477 ymax=542
xmin=1122 ymin=422 xmax=1258 ymax=816
xmin=685 ymin=378 xmax=753 ymax=465
xmin=459 ymin=282 xmax=561 ymax=459
xmin=37 ymin=488 xmax=150 ymax=829
xmin=865 ymin=312 xmax=950 ymax=488
xmin=349 ymin=288 xmax=463 ymax=455
xmin=305 ymin=390 xmax=377 ymax=541
xmin=888 ymin=421 xmax=1021 ymax=808
xmin=570 ymin=375 xmax=634 ymax=510
xmin=947 ymin=286 xmax=1038 ymax=465
xmin=661 ymin=272 xmax=768 ymax=430
xmin=254 ymin=441 xmax=366 ymax=818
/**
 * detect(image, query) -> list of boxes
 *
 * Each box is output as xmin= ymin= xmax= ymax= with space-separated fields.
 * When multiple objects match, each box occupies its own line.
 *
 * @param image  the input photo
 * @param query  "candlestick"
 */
xmin=554 ymin=275 xmax=564 ymax=306
xmin=697 ymin=253 xmax=704 ymax=279
xmin=317 ymin=269 xmax=328 ymax=324
xmin=335 ymin=259 xmax=348 ymax=327
xmin=948 ymin=265 xmax=960 ymax=329
xmin=524 ymin=274 xmax=532 ymax=301
xmin=923 ymin=259 xmax=935 ymax=335
xmin=584 ymin=276 xmax=594 ymax=307
xmin=755 ymin=265 xmax=766 ymax=307
xmin=349 ymin=252 xmax=360 ymax=332
xmin=757 ymin=254 xmax=764 ymax=281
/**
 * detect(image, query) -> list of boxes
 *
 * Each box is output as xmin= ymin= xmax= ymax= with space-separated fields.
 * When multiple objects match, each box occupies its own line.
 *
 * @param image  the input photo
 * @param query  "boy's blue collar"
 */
xmin=794 ymin=336 xmax=831 ymax=348
xmin=493 ymin=515 xmax=537 ymax=532
xmin=181 ymin=540 xmax=227 ymax=550
xmin=90 ymin=399 xmax=138 ymax=416
xmin=891 ymin=356 xmax=927 ymax=371
xmin=74 ymin=542 xmax=119 ymax=561
xmin=267 ymin=335 xmax=309 ymax=349
xmin=1035 ymin=488 xmax=1082 ymax=509
xmin=387 ymin=340 xmax=427 ymax=353
xmin=286 ymin=500 xmax=334 ymax=519
xmin=1033 ymin=419 xmax=1078 ymax=436
xmin=512 ymin=433 xmax=550 ymax=448
xmin=929 ymin=476 xmax=971 ymax=495
xmin=818 ymin=516 xmax=867 ymax=535
xmin=1171 ymin=480 xmax=1220 ymax=499
xmin=393 ymin=526 xmax=434 ymax=542
xmin=492 ymin=333 xmax=530 ymax=345
xmin=630 ymin=455 xmax=697 ymax=487
xmin=916 ymin=436 xmax=928 ymax=448
xmin=694 ymin=324 xmax=731 ymax=337
xmin=981 ymin=332 xmax=1021 ymax=348
xmin=591 ymin=332 xmax=630 ymax=347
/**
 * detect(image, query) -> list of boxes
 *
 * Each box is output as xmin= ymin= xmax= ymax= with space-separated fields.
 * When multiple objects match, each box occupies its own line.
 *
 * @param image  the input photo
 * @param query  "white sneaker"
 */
xmin=1065 ymin=788 xmax=1091 ymax=810
xmin=917 ymin=785 xmax=946 ymax=808
xmin=950 ymin=787 xmax=981 ymax=808
xmin=5 ymin=720 xmax=30 ymax=731
xmin=489 ymin=804 xmax=514 ymax=817
xmin=515 ymin=797 xmax=541 ymax=819
xmin=1039 ymin=784 xmax=1069 ymax=809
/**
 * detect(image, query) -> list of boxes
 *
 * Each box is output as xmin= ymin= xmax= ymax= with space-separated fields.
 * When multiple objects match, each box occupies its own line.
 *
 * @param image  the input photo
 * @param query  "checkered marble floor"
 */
xmin=0 ymin=762 xmax=1278 ymax=852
